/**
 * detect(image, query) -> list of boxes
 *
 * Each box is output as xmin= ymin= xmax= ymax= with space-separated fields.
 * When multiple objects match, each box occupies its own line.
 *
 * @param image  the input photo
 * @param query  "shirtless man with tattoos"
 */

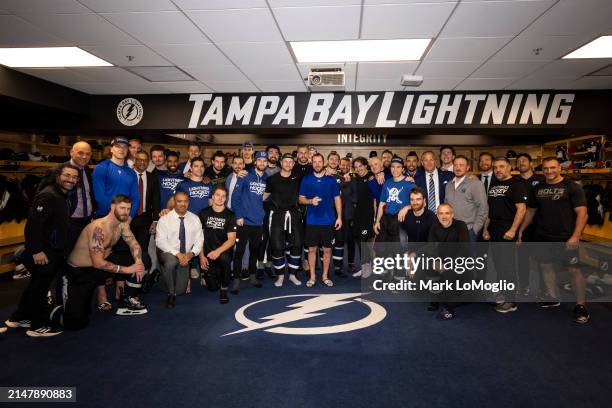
xmin=54 ymin=195 xmax=147 ymax=331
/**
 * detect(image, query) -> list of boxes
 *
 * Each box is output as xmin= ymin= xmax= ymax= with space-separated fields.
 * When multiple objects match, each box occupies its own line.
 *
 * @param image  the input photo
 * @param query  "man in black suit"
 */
xmin=478 ymin=152 xmax=499 ymax=194
xmin=414 ymin=151 xmax=454 ymax=214
xmin=38 ymin=141 xmax=96 ymax=252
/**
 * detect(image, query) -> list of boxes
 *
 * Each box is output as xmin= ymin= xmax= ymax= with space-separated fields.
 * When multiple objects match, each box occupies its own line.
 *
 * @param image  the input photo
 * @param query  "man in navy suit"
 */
xmin=414 ymin=151 xmax=453 ymax=213
xmin=478 ymin=152 xmax=499 ymax=194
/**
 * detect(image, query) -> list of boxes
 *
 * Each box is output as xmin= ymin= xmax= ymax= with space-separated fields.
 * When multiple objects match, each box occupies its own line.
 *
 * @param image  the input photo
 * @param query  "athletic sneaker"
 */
xmin=219 ymin=289 xmax=229 ymax=304
xmin=361 ymin=263 xmax=372 ymax=279
xmin=116 ymin=296 xmax=148 ymax=315
xmin=230 ymin=278 xmax=240 ymax=294
xmin=12 ymin=264 xmax=31 ymax=280
xmin=4 ymin=319 xmax=31 ymax=328
xmin=249 ymin=274 xmax=262 ymax=288
xmin=352 ymin=269 xmax=362 ymax=277
xmin=288 ymin=274 xmax=302 ymax=286
xmin=240 ymin=268 xmax=249 ymax=281
xmin=0 ymin=326 xmax=7 ymax=334
xmin=495 ymin=302 xmax=518 ymax=313
xmin=26 ymin=326 xmax=62 ymax=338
xmin=573 ymin=304 xmax=590 ymax=324
xmin=538 ymin=296 xmax=561 ymax=308
xmin=274 ymin=275 xmax=284 ymax=288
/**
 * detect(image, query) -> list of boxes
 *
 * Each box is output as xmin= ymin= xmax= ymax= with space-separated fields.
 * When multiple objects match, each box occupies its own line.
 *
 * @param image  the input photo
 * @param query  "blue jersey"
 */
xmin=232 ymin=170 xmax=267 ymax=226
xmin=93 ymin=159 xmax=139 ymax=218
xmin=368 ymin=172 xmax=391 ymax=206
xmin=175 ymin=179 xmax=212 ymax=216
xmin=157 ymin=171 xmax=185 ymax=209
xmin=299 ymin=173 xmax=340 ymax=226
xmin=380 ymin=178 xmax=416 ymax=215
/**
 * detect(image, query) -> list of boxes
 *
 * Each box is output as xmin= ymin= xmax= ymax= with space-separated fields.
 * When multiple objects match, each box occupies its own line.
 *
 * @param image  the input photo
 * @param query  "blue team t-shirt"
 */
xmin=157 ymin=171 xmax=185 ymax=209
xmin=299 ymin=173 xmax=340 ymax=226
xmin=175 ymin=179 xmax=212 ymax=215
xmin=380 ymin=178 xmax=416 ymax=215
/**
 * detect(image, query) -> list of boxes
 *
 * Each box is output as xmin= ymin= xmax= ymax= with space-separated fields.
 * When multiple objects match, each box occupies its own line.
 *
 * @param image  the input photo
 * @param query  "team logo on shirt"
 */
xmin=387 ymin=187 xmax=404 ymax=204
xmin=116 ymin=98 xmax=143 ymax=127
xmin=488 ymin=185 xmax=509 ymax=197
xmin=189 ymin=185 xmax=211 ymax=199
xmin=223 ymin=293 xmax=386 ymax=336
xmin=537 ymin=187 xmax=566 ymax=201
xmin=161 ymin=177 xmax=183 ymax=191
xmin=206 ymin=216 xmax=226 ymax=229
xmin=249 ymin=181 xmax=266 ymax=196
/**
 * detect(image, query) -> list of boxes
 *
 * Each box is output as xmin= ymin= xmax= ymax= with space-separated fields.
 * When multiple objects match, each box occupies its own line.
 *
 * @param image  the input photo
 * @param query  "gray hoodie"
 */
xmin=444 ymin=176 xmax=488 ymax=233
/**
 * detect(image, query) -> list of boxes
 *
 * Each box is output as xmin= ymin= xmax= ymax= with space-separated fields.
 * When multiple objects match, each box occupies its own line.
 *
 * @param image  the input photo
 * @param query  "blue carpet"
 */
xmin=1 ymin=277 xmax=611 ymax=408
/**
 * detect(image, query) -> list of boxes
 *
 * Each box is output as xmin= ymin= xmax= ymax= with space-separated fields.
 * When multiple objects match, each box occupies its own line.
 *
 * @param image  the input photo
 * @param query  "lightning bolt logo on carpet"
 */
xmin=223 ymin=293 xmax=386 ymax=336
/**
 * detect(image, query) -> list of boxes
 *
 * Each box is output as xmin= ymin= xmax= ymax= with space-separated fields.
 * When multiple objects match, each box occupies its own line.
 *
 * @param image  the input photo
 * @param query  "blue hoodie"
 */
xmin=231 ymin=169 xmax=267 ymax=226
xmin=93 ymin=159 xmax=139 ymax=218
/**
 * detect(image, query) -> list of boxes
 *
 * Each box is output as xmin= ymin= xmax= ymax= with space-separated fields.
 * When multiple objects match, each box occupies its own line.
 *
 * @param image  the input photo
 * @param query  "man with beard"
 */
xmin=174 ymin=157 xmax=212 ymax=216
xmin=157 ymin=151 xmax=185 ymax=210
xmin=405 ymin=151 xmax=421 ymax=179
xmin=242 ymin=141 xmax=255 ymax=171
xmin=478 ymin=152 xmax=498 ymax=194
xmin=127 ymin=138 xmax=142 ymax=168
xmin=50 ymin=195 xmax=146 ymax=332
xmin=178 ymin=142 xmax=202 ymax=176
xmin=4 ymin=164 xmax=79 ymax=337
xmin=439 ymin=146 xmax=455 ymax=173
xmin=292 ymin=144 xmax=313 ymax=179
xmin=226 ymin=156 xmax=245 ymax=211
xmin=199 ymin=186 xmax=237 ymax=304
xmin=204 ymin=150 xmax=233 ymax=186
xmin=402 ymin=187 xmax=436 ymax=244
xmin=350 ymin=157 xmax=376 ymax=277
xmin=482 ymin=157 xmax=527 ymax=313
xmin=299 ymin=153 xmax=342 ymax=288
xmin=259 ymin=145 xmax=281 ymax=278
xmin=514 ymin=153 xmax=546 ymax=295
xmin=231 ymin=151 xmax=269 ymax=292
xmin=381 ymin=149 xmax=393 ymax=178
xmin=147 ymin=145 xmax=167 ymax=173
xmin=265 ymin=154 xmax=304 ymax=287
xmin=265 ymin=145 xmax=281 ymax=177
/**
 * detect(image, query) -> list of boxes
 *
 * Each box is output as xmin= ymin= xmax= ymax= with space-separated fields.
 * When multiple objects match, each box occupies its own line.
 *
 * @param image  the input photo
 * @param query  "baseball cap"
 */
xmin=242 ymin=141 xmax=254 ymax=148
xmin=255 ymin=151 xmax=268 ymax=160
xmin=281 ymin=153 xmax=295 ymax=161
xmin=111 ymin=136 xmax=129 ymax=146
xmin=391 ymin=156 xmax=404 ymax=166
xmin=369 ymin=150 xmax=378 ymax=158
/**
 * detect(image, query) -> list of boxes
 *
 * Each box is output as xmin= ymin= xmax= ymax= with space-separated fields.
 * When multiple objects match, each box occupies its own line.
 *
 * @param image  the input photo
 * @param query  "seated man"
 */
xmin=199 ymin=186 xmax=237 ymax=304
xmin=155 ymin=191 xmax=204 ymax=308
xmin=50 ymin=195 xmax=146 ymax=333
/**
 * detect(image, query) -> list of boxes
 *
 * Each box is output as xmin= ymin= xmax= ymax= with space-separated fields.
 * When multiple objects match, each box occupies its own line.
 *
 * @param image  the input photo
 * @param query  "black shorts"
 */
xmin=534 ymin=235 xmax=580 ymax=266
xmin=305 ymin=225 xmax=335 ymax=248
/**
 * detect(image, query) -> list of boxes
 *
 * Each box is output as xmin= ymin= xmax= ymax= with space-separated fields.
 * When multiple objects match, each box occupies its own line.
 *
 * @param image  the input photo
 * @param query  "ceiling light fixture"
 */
xmin=563 ymin=35 xmax=612 ymax=59
xmin=0 ymin=47 xmax=113 ymax=68
xmin=290 ymin=39 xmax=431 ymax=63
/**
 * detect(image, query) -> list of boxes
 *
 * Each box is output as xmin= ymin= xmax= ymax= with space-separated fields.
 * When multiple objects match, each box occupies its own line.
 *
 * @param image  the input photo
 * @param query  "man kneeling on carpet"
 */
xmin=199 ymin=185 xmax=237 ymax=304
xmin=155 ymin=191 xmax=204 ymax=308
xmin=44 ymin=195 xmax=147 ymax=336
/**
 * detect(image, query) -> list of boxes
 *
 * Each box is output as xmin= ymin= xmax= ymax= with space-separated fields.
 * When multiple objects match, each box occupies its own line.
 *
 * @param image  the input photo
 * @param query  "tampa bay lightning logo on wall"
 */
xmin=116 ymin=97 xmax=143 ymax=127
xmin=223 ymin=293 xmax=386 ymax=336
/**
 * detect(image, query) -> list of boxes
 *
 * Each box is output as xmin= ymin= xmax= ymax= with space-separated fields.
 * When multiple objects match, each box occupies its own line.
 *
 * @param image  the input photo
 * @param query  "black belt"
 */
xmin=70 ymin=216 xmax=92 ymax=224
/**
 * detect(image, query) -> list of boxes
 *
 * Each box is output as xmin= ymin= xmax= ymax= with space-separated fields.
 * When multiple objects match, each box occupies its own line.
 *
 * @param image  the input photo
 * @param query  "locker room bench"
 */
xmin=0 ymin=220 xmax=25 ymax=275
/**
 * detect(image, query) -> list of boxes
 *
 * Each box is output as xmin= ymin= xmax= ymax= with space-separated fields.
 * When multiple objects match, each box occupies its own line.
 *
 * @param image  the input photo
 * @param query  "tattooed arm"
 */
xmin=118 ymin=222 xmax=143 ymax=265
xmin=89 ymin=226 xmax=120 ymax=273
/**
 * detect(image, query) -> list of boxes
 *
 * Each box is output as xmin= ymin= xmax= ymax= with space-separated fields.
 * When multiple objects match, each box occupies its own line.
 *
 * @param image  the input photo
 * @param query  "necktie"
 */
xmin=138 ymin=173 xmax=144 ymax=215
xmin=428 ymin=173 xmax=436 ymax=212
xmin=483 ymin=175 xmax=490 ymax=192
xmin=79 ymin=168 xmax=88 ymax=217
xmin=179 ymin=216 xmax=186 ymax=254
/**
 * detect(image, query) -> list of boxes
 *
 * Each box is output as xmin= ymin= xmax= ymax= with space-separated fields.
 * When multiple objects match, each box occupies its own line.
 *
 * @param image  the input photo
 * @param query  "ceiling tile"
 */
xmin=239 ymin=64 xmax=302 ymax=81
xmin=78 ymin=0 xmax=178 ymax=13
xmin=17 ymin=67 xmax=94 ymax=86
xmin=205 ymin=80 xmax=259 ymax=92
xmin=358 ymin=62 xmax=419 ymax=80
xmin=186 ymin=8 xmax=283 ymax=42
xmin=425 ymin=37 xmax=511 ymax=61
xmin=273 ymin=6 xmax=361 ymax=41
xmin=356 ymin=78 xmax=406 ymax=91
xmin=21 ymin=13 xmax=140 ymax=46
xmin=81 ymin=45 xmax=170 ymax=67
xmin=361 ymin=3 xmax=456 ymax=39
xmin=529 ymin=59 xmax=612 ymax=78
xmin=156 ymin=81 xmax=212 ymax=93
xmin=524 ymin=0 xmax=612 ymax=37
xmin=472 ymin=60 xmax=548 ymax=78
xmin=570 ymin=76 xmax=612 ymax=89
xmin=590 ymin=64 xmax=612 ymax=76
xmin=270 ymin=1 xmax=360 ymax=6
xmin=491 ymin=34 xmax=589 ymax=61
xmin=149 ymin=43 xmax=230 ymax=66
xmin=181 ymin=65 xmax=248 ymax=82
xmin=102 ymin=11 xmax=209 ymax=45
xmin=455 ymin=77 xmax=518 ymax=90
xmin=440 ymin=0 xmax=555 ymax=38
xmin=217 ymin=42 xmax=295 ymax=66
xmin=70 ymin=81 xmax=169 ymax=94
xmin=2 ymin=0 xmax=90 ymax=14
xmin=253 ymin=79 xmax=308 ymax=92
xmin=174 ymin=0 xmax=267 ymax=10
xmin=127 ymin=66 xmax=194 ymax=82
xmin=365 ymin=0 xmax=457 ymax=3
xmin=68 ymin=67 xmax=149 ymax=82
xmin=505 ymin=76 xmax=577 ymax=90
xmin=416 ymin=77 xmax=463 ymax=91
xmin=415 ymin=61 xmax=481 ymax=77
xmin=0 ymin=15 xmax=69 ymax=47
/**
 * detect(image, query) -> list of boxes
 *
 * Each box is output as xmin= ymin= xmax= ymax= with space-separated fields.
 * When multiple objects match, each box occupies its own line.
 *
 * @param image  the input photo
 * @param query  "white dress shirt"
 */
xmin=134 ymin=170 xmax=148 ymax=211
xmin=425 ymin=168 xmax=440 ymax=210
xmin=227 ymin=172 xmax=239 ymax=210
xmin=453 ymin=175 xmax=467 ymax=189
xmin=155 ymin=209 xmax=204 ymax=256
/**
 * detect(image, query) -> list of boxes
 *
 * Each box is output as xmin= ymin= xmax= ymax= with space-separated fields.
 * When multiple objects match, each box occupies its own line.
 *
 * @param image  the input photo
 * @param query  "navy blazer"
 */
xmin=414 ymin=169 xmax=454 ymax=205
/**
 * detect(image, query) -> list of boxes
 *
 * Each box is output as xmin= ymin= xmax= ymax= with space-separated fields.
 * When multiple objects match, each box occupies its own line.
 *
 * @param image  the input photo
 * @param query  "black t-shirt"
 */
xmin=352 ymin=172 xmax=375 ymax=221
xmin=428 ymin=219 xmax=470 ymax=243
xmin=528 ymin=178 xmax=587 ymax=240
xmin=292 ymin=162 xmax=312 ymax=181
xmin=487 ymin=177 xmax=528 ymax=225
xmin=402 ymin=209 xmax=436 ymax=242
xmin=265 ymin=172 xmax=301 ymax=211
xmin=199 ymin=206 xmax=237 ymax=254
xmin=515 ymin=173 xmax=546 ymax=192
xmin=204 ymin=165 xmax=232 ymax=186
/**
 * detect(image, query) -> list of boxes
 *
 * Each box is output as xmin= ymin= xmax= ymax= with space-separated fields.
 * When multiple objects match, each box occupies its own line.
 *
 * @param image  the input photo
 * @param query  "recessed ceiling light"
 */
xmin=563 ymin=35 xmax=612 ymax=59
xmin=290 ymin=39 xmax=431 ymax=63
xmin=0 ymin=47 xmax=113 ymax=67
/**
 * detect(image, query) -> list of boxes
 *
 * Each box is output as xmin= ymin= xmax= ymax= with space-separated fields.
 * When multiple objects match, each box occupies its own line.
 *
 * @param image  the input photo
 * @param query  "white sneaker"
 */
xmin=274 ymin=275 xmax=285 ymax=288
xmin=352 ymin=270 xmax=362 ymax=277
xmin=361 ymin=263 xmax=372 ymax=278
xmin=0 ymin=326 xmax=7 ymax=334
xmin=288 ymin=274 xmax=302 ymax=286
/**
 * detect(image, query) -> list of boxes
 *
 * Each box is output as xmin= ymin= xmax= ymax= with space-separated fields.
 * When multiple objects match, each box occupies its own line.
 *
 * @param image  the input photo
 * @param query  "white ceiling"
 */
xmin=1 ymin=0 xmax=611 ymax=94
